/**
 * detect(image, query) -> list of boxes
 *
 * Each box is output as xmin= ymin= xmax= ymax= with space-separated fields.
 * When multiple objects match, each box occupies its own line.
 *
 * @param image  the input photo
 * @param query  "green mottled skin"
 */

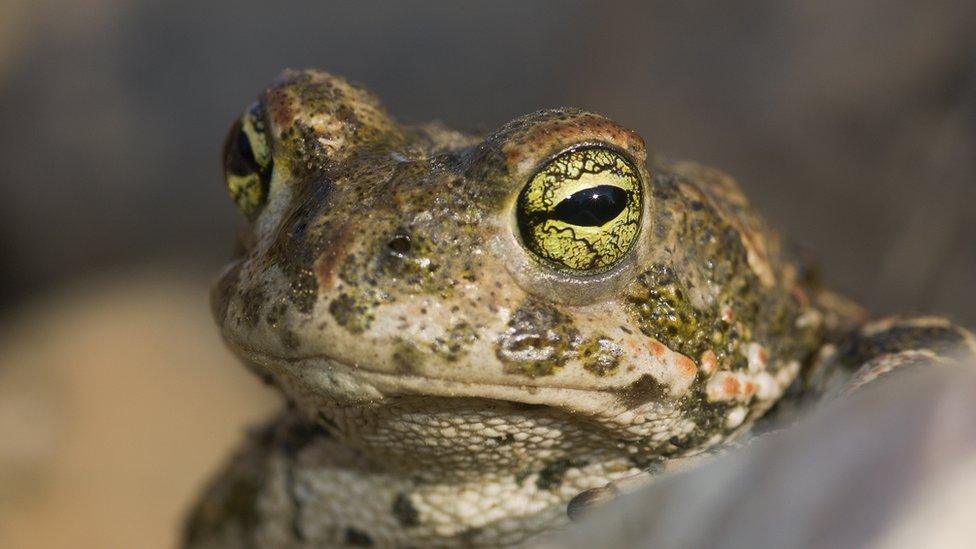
xmin=187 ymin=69 xmax=976 ymax=548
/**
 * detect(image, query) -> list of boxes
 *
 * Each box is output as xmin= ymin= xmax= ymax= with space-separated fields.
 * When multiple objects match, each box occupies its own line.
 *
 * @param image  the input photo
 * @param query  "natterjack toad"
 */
xmin=185 ymin=69 xmax=976 ymax=548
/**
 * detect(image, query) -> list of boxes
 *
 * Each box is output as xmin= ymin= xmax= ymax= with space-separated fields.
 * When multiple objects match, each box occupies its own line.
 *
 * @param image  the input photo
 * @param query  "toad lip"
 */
xmin=232 ymin=344 xmax=677 ymax=417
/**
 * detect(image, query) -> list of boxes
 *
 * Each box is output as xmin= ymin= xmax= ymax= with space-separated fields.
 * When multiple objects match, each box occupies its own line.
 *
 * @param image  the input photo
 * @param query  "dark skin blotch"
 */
xmin=493 ymin=433 xmax=516 ymax=446
xmin=495 ymin=300 xmax=580 ymax=377
xmin=344 ymin=528 xmax=373 ymax=546
xmin=837 ymin=324 xmax=969 ymax=370
xmin=240 ymin=286 xmax=265 ymax=328
xmin=392 ymin=493 xmax=420 ymax=527
xmin=536 ymin=458 xmax=586 ymax=491
xmin=618 ymin=374 xmax=669 ymax=406
xmin=316 ymin=412 xmax=338 ymax=436
xmin=392 ymin=338 xmax=426 ymax=373
xmin=280 ymin=419 xmax=330 ymax=457
xmin=182 ymin=473 xmax=262 ymax=546
xmin=668 ymin=435 xmax=692 ymax=450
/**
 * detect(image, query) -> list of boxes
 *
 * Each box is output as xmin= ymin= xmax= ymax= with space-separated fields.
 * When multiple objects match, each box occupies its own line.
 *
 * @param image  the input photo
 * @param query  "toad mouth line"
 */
xmin=231 ymin=343 xmax=678 ymax=416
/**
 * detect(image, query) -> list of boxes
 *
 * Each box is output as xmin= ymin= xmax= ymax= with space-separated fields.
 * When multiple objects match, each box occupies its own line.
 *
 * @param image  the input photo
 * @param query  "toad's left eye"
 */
xmin=516 ymin=146 xmax=642 ymax=273
xmin=222 ymin=102 xmax=272 ymax=219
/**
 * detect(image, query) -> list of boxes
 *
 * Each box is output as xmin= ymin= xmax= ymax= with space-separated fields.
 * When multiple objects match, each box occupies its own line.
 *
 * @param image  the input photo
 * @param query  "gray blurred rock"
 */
xmin=535 ymin=364 xmax=976 ymax=548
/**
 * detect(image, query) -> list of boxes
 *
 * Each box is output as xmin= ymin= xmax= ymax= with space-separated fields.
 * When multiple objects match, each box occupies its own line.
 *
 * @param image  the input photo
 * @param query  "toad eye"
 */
xmin=516 ymin=147 xmax=642 ymax=273
xmin=222 ymin=102 xmax=272 ymax=218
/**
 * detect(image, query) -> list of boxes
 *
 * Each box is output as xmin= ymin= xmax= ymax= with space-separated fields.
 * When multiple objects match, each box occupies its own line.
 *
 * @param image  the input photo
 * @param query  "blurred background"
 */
xmin=0 ymin=1 xmax=973 ymax=547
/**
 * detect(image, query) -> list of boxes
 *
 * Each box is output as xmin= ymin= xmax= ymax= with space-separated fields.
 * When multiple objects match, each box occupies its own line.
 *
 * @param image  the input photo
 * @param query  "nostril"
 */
xmin=388 ymin=234 xmax=412 ymax=256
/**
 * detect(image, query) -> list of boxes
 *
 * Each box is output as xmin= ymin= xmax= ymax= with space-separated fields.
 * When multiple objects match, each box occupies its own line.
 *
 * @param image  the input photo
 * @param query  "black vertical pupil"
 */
xmin=223 ymin=120 xmax=260 ymax=176
xmin=552 ymin=185 xmax=628 ymax=226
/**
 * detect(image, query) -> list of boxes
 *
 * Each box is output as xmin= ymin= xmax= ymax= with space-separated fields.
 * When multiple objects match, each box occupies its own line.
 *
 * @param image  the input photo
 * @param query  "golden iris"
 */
xmin=517 ymin=147 xmax=642 ymax=272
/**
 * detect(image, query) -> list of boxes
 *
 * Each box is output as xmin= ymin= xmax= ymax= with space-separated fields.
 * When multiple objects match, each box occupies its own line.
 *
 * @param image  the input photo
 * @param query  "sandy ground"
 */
xmin=0 ymin=267 xmax=279 ymax=549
